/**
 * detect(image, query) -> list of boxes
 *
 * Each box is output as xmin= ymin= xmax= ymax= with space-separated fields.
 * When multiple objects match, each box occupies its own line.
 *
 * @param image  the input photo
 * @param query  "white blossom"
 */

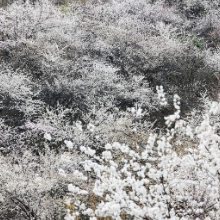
xmin=44 ymin=133 xmax=52 ymax=141
xmin=64 ymin=140 xmax=74 ymax=150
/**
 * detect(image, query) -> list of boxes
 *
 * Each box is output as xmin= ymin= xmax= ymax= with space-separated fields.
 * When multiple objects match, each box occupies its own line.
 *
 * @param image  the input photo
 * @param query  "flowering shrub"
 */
xmin=64 ymin=90 xmax=220 ymax=220
xmin=1 ymin=0 xmax=220 ymax=219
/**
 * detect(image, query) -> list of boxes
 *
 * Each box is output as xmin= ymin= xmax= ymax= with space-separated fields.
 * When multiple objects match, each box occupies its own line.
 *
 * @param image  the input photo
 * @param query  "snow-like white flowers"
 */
xmin=58 ymin=168 xmax=66 ymax=177
xmin=112 ymin=142 xmax=121 ymax=149
xmin=186 ymin=125 xmax=193 ymax=139
xmin=44 ymin=133 xmax=52 ymax=141
xmin=80 ymin=146 xmax=96 ymax=157
xmin=156 ymin=85 xmax=167 ymax=106
xmin=65 ymin=212 xmax=77 ymax=220
xmin=128 ymin=107 xmax=143 ymax=117
xmin=68 ymin=184 xmax=88 ymax=195
xmin=164 ymin=93 xmax=180 ymax=127
xmin=83 ymin=208 xmax=94 ymax=216
xmin=209 ymin=101 xmax=220 ymax=115
xmin=173 ymin=94 xmax=180 ymax=110
xmin=175 ymin=119 xmax=186 ymax=129
xmin=76 ymin=121 xmax=83 ymax=131
xmin=87 ymin=123 xmax=95 ymax=132
xmin=34 ymin=175 xmax=43 ymax=183
xmin=102 ymin=150 xmax=112 ymax=161
xmin=147 ymin=133 xmax=157 ymax=147
xmin=65 ymin=91 xmax=220 ymax=220
xmin=105 ymin=143 xmax=112 ymax=150
xmin=64 ymin=140 xmax=73 ymax=150
xmin=136 ymin=108 xmax=143 ymax=117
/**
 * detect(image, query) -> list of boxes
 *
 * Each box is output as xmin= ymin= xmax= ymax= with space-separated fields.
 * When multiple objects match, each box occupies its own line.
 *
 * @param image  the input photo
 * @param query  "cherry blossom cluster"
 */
xmin=63 ymin=90 xmax=220 ymax=220
xmin=156 ymin=85 xmax=168 ymax=106
xmin=165 ymin=94 xmax=181 ymax=127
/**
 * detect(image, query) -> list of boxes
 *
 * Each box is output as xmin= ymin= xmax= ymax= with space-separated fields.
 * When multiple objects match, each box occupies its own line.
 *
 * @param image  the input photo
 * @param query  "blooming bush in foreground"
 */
xmin=64 ymin=88 xmax=220 ymax=220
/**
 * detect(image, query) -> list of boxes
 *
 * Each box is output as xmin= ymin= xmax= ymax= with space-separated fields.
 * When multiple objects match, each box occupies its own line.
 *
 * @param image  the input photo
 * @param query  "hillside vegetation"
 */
xmin=1 ymin=0 xmax=220 ymax=219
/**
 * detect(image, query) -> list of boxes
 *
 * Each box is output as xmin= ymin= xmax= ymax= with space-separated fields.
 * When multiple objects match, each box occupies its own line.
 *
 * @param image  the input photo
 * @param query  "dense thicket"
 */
xmin=1 ymin=0 xmax=220 ymax=219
